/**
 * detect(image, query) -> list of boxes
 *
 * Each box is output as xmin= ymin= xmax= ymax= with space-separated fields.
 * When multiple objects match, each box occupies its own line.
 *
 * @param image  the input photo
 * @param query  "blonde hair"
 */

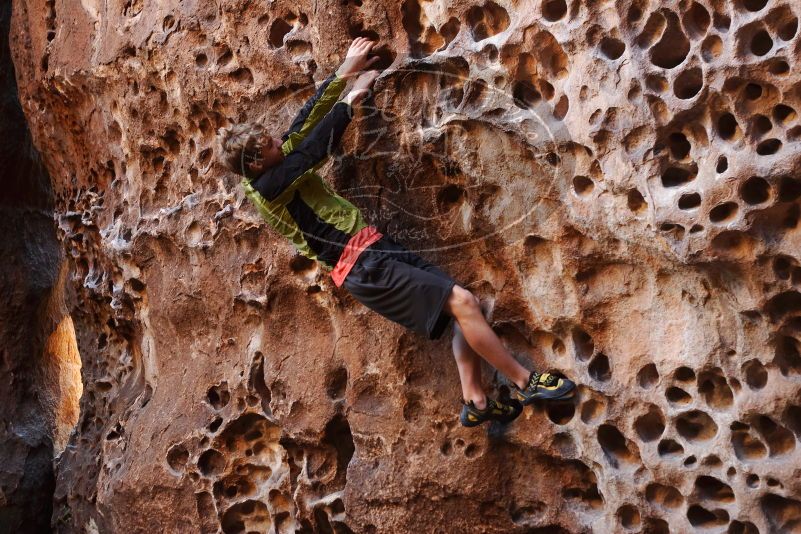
xmin=216 ymin=123 xmax=265 ymax=178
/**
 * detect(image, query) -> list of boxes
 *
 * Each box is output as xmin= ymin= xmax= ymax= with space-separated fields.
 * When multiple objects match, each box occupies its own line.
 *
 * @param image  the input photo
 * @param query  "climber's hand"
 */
xmin=336 ymin=37 xmax=380 ymax=78
xmin=343 ymin=70 xmax=380 ymax=106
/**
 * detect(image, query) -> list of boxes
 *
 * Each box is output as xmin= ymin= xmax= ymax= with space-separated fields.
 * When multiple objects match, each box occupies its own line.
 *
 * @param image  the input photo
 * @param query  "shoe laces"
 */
xmin=488 ymin=399 xmax=513 ymax=414
xmin=531 ymin=371 xmax=558 ymax=388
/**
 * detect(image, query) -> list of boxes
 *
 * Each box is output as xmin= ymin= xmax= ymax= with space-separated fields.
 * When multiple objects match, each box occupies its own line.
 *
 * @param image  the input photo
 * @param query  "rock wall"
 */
xmin=8 ymin=0 xmax=801 ymax=532
xmin=0 ymin=0 xmax=68 ymax=531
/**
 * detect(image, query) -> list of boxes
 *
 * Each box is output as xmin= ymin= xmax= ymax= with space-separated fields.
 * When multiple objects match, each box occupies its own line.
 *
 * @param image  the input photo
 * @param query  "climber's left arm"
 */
xmin=281 ymin=37 xmax=378 ymax=152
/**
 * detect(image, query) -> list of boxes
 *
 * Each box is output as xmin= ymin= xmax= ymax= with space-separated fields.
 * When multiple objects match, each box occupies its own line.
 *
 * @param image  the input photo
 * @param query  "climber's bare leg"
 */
xmin=444 ymin=285 xmax=530 ymax=390
xmin=452 ymin=322 xmax=487 ymax=409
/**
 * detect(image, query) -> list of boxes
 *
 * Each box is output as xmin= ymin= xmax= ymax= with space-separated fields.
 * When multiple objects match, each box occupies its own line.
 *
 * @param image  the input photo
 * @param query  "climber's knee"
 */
xmin=445 ymin=285 xmax=481 ymax=320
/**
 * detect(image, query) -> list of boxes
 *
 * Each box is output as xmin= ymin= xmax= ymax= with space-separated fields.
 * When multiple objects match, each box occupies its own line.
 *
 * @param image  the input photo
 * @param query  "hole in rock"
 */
xmin=368 ymin=44 xmax=396 ymax=71
xmin=542 ymin=0 xmax=567 ymax=21
xmin=627 ymin=189 xmax=647 ymax=213
xmin=195 ymin=53 xmax=208 ymax=67
xmin=553 ymin=434 xmax=576 ymax=457
xmin=766 ymin=292 xmax=801 ymax=322
xmin=643 ymin=517 xmax=670 ymax=534
xmin=731 ymin=428 xmax=767 ymax=460
xmin=717 ymin=113 xmax=740 ymax=140
xmin=668 ymin=132 xmax=691 ymax=159
xmin=769 ymin=59 xmax=790 ymax=75
xmin=784 ymin=405 xmax=801 ymax=438
xmin=730 ymin=520 xmax=760 ymax=534
xmin=740 ymin=176 xmax=770 ymax=205
xmin=229 ymin=68 xmax=253 ymax=85
xmin=167 ymin=444 xmax=189 ymax=471
xmin=753 ymin=114 xmax=773 ymax=136
xmin=588 ymin=353 xmax=611 ymax=382
xmin=572 ymin=328 xmax=594 ymax=361
xmin=713 ymin=12 xmax=731 ymax=31
xmin=679 ymin=192 xmax=701 ymax=210
xmin=646 ymin=74 xmax=668 ymax=92
xmin=637 ymin=11 xmax=666 ymax=49
xmin=701 ymin=35 xmax=722 ymax=61
xmin=437 ymin=184 xmax=465 ymax=210
xmin=687 ymin=505 xmax=729 ymax=528
xmin=741 ymin=0 xmax=768 ymax=12
xmin=666 ymin=386 xmax=692 ymax=405
xmin=760 ymin=494 xmax=801 ymax=533
xmin=674 ymin=366 xmax=696 ymax=382
xmin=321 ymin=414 xmax=355 ymax=486
xmin=684 ymin=455 xmax=697 ymax=466
xmin=600 ymin=37 xmax=625 ymax=60
xmin=683 ymin=2 xmax=710 ymax=39
xmin=634 ymin=406 xmax=666 ymax=442
xmin=326 ymin=366 xmax=348 ymax=399
xmin=269 ymin=18 xmax=292 ymax=48
xmin=743 ymin=359 xmax=768 ymax=389
xmin=676 ymin=410 xmax=718 ymax=441
xmin=289 ymin=254 xmax=316 ymax=274
xmin=572 ymin=176 xmax=594 ymax=197
xmin=661 ymin=166 xmax=695 ymax=187
xmin=744 ymin=83 xmax=763 ymax=100
xmin=207 ymin=382 xmax=230 ymax=409
xmin=198 ymin=449 xmax=225 ymax=476
xmin=754 ymin=415 xmax=795 ymax=457
xmin=756 ymin=138 xmax=781 ymax=155
xmin=774 ymin=104 xmax=797 ymax=124
xmin=773 ymin=255 xmax=794 ymax=280
xmin=546 ymin=402 xmax=575 ymax=425
xmin=221 ymin=500 xmax=270 ymax=534
xmin=709 ymin=202 xmax=738 ymax=223
xmin=695 ymin=476 xmax=735 ymax=503
xmin=512 ymin=81 xmax=541 ymax=109
xmin=750 ymin=29 xmax=773 ymax=56
xmin=674 ymin=67 xmax=703 ymax=99
xmin=650 ymin=10 xmax=690 ymax=69
xmin=646 ymin=483 xmax=684 ymax=509
xmin=617 ymin=504 xmax=640 ymax=529
xmin=580 ymin=399 xmax=604 ymax=424
xmin=597 ymin=424 xmax=637 ymax=468
xmin=716 ymin=156 xmax=728 ymax=173
xmin=553 ymin=94 xmax=569 ymax=120
xmin=209 ymin=417 xmax=223 ymax=432
xmin=779 ymin=177 xmax=801 ymax=202
xmin=659 ymin=222 xmax=685 ymax=239
xmin=658 ymin=439 xmax=684 ymax=457
xmin=697 ymin=368 xmax=733 ymax=409
xmin=466 ymin=1 xmax=510 ymax=41
xmin=779 ymin=17 xmax=799 ymax=41
xmin=637 ymin=363 xmax=659 ymax=388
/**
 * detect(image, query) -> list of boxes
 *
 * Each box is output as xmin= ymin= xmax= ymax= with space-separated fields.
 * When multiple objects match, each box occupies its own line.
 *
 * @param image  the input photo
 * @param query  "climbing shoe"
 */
xmin=514 ymin=371 xmax=576 ymax=404
xmin=459 ymin=397 xmax=523 ymax=427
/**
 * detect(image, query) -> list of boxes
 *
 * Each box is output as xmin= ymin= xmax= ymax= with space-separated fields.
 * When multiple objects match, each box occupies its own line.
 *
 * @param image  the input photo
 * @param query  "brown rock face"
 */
xmin=8 ymin=0 xmax=801 ymax=532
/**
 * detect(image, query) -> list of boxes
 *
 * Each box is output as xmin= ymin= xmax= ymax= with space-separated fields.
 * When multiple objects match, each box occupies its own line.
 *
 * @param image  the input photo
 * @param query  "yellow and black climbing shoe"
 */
xmin=459 ymin=397 xmax=523 ymax=427
xmin=515 ymin=371 xmax=576 ymax=405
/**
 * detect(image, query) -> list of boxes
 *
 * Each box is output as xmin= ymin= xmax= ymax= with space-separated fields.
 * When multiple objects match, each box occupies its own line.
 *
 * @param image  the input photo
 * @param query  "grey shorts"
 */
xmin=343 ymin=236 xmax=457 ymax=340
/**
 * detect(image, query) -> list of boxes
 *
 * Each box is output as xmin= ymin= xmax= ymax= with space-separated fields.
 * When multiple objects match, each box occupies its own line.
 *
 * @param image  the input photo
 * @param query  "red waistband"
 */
xmin=330 ymin=226 xmax=383 ymax=287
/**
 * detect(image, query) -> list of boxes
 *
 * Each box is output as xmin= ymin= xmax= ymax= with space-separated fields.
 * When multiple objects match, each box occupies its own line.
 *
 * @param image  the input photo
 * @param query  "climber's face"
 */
xmin=246 ymin=133 xmax=284 ymax=175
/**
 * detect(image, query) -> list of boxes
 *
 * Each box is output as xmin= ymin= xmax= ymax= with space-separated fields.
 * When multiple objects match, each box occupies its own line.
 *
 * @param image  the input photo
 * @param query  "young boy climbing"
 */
xmin=217 ymin=37 xmax=576 ymax=427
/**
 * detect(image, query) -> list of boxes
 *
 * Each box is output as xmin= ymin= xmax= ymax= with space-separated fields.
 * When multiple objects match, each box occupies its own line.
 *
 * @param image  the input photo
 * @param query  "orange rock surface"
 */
xmin=7 ymin=0 xmax=801 ymax=532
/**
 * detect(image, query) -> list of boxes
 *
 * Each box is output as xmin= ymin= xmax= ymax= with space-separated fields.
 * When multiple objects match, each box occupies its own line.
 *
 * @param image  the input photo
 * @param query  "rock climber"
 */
xmin=217 ymin=37 xmax=576 ymax=427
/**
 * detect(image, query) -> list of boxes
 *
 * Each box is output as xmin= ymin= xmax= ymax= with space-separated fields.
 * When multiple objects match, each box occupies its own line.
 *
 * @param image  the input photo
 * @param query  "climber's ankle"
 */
xmin=466 ymin=394 xmax=487 ymax=410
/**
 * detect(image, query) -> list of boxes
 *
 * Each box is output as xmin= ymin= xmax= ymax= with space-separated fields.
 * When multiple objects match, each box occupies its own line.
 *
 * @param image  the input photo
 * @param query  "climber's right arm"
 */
xmin=281 ymin=37 xmax=378 ymax=150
